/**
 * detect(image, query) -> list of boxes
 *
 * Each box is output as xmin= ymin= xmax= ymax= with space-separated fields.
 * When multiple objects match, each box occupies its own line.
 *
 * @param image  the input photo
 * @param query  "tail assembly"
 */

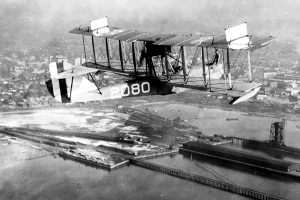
xmin=45 ymin=62 xmax=72 ymax=103
xmin=45 ymin=63 xmax=174 ymax=104
xmin=45 ymin=62 xmax=100 ymax=103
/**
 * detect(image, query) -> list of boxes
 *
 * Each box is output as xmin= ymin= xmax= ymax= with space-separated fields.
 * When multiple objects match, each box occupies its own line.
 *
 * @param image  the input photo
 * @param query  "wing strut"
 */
xmin=222 ymin=49 xmax=226 ymax=78
xmin=82 ymin=34 xmax=89 ymax=80
xmin=201 ymin=47 xmax=207 ymax=87
xmin=180 ymin=46 xmax=188 ymax=83
xmin=82 ymin=35 xmax=88 ymax=67
xmin=69 ymin=76 xmax=74 ymax=100
xmin=132 ymin=42 xmax=137 ymax=75
xmin=206 ymin=47 xmax=212 ymax=92
xmin=222 ymin=49 xmax=227 ymax=94
xmin=105 ymin=38 xmax=111 ymax=68
xmin=226 ymin=49 xmax=233 ymax=89
xmin=91 ymin=35 xmax=97 ymax=64
xmin=88 ymin=73 xmax=102 ymax=95
xmin=247 ymin=51 xmax=252 ymax=82
xmin=164 ymin=47 xmax=170 ymax=81
xmin=118 ymin=40 xmax=124 ymax=72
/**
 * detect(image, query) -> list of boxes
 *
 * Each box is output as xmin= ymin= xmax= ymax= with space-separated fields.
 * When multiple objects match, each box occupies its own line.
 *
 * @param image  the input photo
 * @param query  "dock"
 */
xmin=228 ymin=136 xmax=300 ymax=156
xmin=0 ymin=126 xmax=292 ymax=199
xmin=58 ymin=151 xmax=129 ymax=171
xmin=180 ymin=141 xmax=300 ymax=172
xmin=130 ymin=159 xmax=283 ymax=200
xmin=134 ymin=149 xmax=178 ymax=160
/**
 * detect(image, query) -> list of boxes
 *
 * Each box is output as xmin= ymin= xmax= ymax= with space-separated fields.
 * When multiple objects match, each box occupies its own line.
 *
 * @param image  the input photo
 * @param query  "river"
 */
xmin=0 ymin=143 xmax=246 ymax=200
xmin=1 ymin=105 xmax=300 ymax=200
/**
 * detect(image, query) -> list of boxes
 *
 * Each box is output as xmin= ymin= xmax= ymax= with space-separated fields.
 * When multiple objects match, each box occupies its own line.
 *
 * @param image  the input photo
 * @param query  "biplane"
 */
xmin=45 ymin=17 xmax=274 ymax=104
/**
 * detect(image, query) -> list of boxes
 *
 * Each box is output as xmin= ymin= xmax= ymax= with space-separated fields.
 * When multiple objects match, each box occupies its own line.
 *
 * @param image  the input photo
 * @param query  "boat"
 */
xmin=226 ymin=117 xmax=239 ymax=121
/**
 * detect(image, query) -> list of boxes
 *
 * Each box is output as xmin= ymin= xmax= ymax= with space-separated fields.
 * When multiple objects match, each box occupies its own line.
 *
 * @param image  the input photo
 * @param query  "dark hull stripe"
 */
xmin=45 ymin=80 xmax=54 ymax=97
xmin=58 ymin=79 xmax=70 ymax=103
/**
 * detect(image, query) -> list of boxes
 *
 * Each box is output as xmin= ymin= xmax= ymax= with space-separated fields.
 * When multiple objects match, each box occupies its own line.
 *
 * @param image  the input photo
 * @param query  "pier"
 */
xmin=130 ymin=159 xmax=284 ymax=200
xmin=58 ymin=151 xmax=129 ymax=171
xmin=134 ymin=149 xmax=178 ymax=160
xmin=0 ymin=126 xmax=293 ymax=199
xmin=228 ymin=136 xmax=300 ymax=156
xmin=181 ymin=141 xmax=300 ymax=172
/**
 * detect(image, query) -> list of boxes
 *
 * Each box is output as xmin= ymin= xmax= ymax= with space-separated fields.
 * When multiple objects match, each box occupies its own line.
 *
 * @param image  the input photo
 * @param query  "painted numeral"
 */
xmin=121 ymin=85 xmax=130 ymax=97
xmin=131 ymin=83 xmax=140 ymax=95
xmin=110 ymin=81 xmax=150 ymax=99
xmin=141 ymin=82 xmax=150 ymax=93
xmin=110 ymin=86 xmax=121 ymax=99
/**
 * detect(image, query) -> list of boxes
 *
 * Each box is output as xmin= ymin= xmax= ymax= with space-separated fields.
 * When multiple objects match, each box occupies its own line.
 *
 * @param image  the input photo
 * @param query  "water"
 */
xmin=149 ymin=154 xmax=300 ymax=200
xmin=0 ymin=143 xmax=246 ymax=200
xmin=2 ymin=143 xmax=299 ymax=200
xmin=1 ymin=106 xmax=299 ymax=147
xmin=1 ymin=106 xmax=300 ymax=200
xmin=150 ymin=104 xmax=300 ymax=147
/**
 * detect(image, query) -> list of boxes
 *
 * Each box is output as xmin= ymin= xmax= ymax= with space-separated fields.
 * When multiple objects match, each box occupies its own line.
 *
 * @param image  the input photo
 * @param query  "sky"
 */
xmin=1 ymin=0 xmax=300 ymax=50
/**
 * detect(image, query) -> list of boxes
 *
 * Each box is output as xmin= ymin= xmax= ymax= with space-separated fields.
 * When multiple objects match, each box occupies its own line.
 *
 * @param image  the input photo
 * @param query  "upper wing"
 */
xmin=154 ymin=23 xmax=275 ymax=50
xmin=69 ymin=17 xmax=175 ymax=43
xmin=69 ymin=17 xmax=275 ymax=51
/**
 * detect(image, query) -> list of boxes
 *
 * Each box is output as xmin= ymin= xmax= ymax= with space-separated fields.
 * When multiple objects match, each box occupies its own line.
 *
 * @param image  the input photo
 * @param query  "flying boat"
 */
xmin=45 ymin=17 xmax=275 ymax=105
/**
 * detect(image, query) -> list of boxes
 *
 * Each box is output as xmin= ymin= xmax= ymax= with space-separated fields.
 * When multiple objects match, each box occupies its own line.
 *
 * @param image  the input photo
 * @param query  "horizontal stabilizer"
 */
xmin=49 ymin=62 xmax=72 ymax=78
xmin=51 ymin=65 xmax=99 ymax=79
xmin=72 ymin=77 xmax=98 ymax=97
xmin=46 ymin=62 xmax=101 ymax=103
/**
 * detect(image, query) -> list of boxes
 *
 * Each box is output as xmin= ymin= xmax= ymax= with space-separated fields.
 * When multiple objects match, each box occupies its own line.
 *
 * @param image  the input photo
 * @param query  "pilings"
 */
xmin=130 ymin=159 xmax=283 ymax=200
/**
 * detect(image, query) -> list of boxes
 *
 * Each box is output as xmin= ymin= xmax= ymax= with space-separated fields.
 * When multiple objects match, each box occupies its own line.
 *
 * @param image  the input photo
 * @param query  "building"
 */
xmin=75 ymin=57 xmax=81 ymax=66
xmin=264 ymin=72 xmax=278 ymax=79
xmin=56 ymin=56 xmax=68 ymax=63
xmin=50 ymin=55 xmax=68 ymax=63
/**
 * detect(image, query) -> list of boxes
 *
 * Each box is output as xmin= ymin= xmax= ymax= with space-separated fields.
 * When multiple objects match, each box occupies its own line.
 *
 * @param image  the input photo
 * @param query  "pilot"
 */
xmin=208 ymin=49 xmax=220 ymax=66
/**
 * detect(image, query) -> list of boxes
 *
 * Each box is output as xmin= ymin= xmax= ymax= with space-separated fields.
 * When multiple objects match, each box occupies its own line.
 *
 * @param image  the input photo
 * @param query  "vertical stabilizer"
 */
xmin=46 ymin=62 xmax=71 ymax=103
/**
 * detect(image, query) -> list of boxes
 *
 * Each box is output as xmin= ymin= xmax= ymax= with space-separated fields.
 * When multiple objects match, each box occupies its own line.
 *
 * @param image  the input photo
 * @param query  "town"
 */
xmin=0 ymin=37 xmax=299 ymax=110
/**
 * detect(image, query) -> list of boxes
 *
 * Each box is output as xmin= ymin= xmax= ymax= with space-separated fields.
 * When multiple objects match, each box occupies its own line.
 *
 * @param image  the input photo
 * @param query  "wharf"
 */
xmin=58 ymin=151 xmax=129 ymax=171
xmin=228 ymin=136 xmax=300 ymax=156
xmin=130 ymin=159 xmax=283 ymax=200
xmin=180 ymin=141 xmax=300 ymax=173
xmin=134 ymin=149 xmax=179 ymax=160
xmin=4 ymin=127 xmax=131 ymax=144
